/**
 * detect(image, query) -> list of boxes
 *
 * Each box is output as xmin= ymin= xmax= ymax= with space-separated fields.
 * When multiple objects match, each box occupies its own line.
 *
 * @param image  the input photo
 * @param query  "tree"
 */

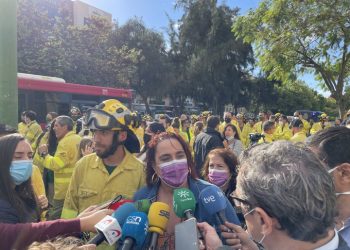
xmin=233 ymin=0 xmax=350 ymax=117
xmin=116 ymin=18 xmax=169 ymax=114
xmin=170 ymin=0 xmax=253 ymax=114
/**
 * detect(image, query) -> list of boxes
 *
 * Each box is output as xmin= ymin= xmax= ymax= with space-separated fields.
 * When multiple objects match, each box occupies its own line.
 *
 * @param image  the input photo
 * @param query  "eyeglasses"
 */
xmin=230 ymin=194 xmax=253 ymax=208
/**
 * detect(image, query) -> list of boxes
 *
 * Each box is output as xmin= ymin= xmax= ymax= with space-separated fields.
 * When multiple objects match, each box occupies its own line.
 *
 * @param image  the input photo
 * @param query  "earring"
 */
xmin=151 ymin=172 xmax=159 ymax=184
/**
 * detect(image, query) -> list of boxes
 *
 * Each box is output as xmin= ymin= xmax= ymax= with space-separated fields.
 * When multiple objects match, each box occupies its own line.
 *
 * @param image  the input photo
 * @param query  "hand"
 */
xmin=77 ymin=205 xmax=100 ymax=218
xmin=197 ymin=222 xmax=223 ymax=250
xmin=38 ymin=144 xmax=48 ymax=155
xmin=81 ymin=144 xmax=94 ymax=156
xmin=80 ymin=209 xmax=114 ymax=232
xmin=223 ymin=140 xmax=229 ymax=149
xmin=220 ymin=222 xmax=259 ymax=250
xmin=37 ymin=195 xmax=48 ymax=209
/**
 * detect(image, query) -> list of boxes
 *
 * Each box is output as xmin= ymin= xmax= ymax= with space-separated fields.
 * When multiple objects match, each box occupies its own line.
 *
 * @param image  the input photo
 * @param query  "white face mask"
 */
xmin=244 ymin=208 xmax=266 ymax=245
xmin=226 ymin=135 xmax=235 ymax=141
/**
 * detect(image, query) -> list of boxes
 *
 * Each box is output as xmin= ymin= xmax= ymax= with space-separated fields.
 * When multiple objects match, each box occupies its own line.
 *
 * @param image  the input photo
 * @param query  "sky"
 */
xmin=78 ymin=0 xmax=327 ymax=96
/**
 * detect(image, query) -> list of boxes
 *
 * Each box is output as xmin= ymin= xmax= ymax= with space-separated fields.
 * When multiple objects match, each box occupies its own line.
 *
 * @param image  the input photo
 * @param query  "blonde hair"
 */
xmin=28 ymin=237 xmax=84 ymax=250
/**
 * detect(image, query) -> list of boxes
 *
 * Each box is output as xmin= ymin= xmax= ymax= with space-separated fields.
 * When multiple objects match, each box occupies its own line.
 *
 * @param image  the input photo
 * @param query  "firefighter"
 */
xmin=310 ymin=113 xmax=331 ymax=135
xmin=61 ymin=99 xmax=145 ymax=219
xmin=37 ymin=116 xmax=81 ymax=220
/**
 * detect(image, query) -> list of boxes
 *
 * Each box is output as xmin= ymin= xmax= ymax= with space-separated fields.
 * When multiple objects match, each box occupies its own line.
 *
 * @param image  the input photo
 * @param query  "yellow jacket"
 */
xmin=24 ymin=121 xmax=43 ymax=146
xmin=310 ymin=122 xmax=331 ymax=135
xmin=18 ymin=122 xmax=27 ymax=136
xmin=301 ymin=119 xmax=311 ymax=135
xmin=133 ymin=127 xmax=144 ymax=148
xmin=61 ymin=150 xmax=145 ymax=219
xmin=290 ymin=131 xmax=307 ymax=143
xmin=38 ymin=131 xmax=81 ymax=200
xmin=241 ymin=123 xmax=254 ymax=148
xmin=253 ymin=121 xmax=263 ymax=134
xmin=274 ymin=124 xmax=292 ymax=141
xmin=258 ymin=133 xmax=274 ymax=144
xmin=31 ymin=165 xmax=46 ymax=197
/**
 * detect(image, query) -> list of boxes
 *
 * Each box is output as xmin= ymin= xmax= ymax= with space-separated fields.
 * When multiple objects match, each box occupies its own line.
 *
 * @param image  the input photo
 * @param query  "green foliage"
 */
xmin=233 ymin=0 xmax=350 ymax=116
xmin=170 ymin=0 xmax=254 ymax=114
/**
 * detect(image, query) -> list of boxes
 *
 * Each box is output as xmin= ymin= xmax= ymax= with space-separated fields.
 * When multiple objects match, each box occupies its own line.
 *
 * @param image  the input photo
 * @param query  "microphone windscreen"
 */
xmin=148 ymin=202 xmax=170 ymax=234
xmin=134 ymin=199 xmax=151 ymax=213
xmin=173 ymin=188 xmax=196 ymax=218
xmin=112 ymin=202 xmax=137 ymax=226
xmin=198 ymin=185 xmax=227 ymax=215
xmin=122 ymin=211 xmax=149 ymax=247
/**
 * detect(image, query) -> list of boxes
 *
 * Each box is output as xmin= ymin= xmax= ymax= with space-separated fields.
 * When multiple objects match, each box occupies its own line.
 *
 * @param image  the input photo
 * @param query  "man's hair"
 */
xmin=55 ymin=116 xmax=74 ymax=131
xmin=24 ymin=110 xmax=37 ymax=121
xmin=262 ymin=121 xmax=274 ymax=132
xmin=308 ymin=127 xmax=350 ymax=169
xmin=207 ymin=115 xmax=220 ymax=129
xmin=238 ymin=141 xmax=336 ymax=242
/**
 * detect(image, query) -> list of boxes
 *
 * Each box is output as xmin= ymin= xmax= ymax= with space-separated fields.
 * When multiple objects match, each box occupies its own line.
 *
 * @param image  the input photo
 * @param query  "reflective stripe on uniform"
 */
xmin=44 ymin=155 xmax=66 ymax=169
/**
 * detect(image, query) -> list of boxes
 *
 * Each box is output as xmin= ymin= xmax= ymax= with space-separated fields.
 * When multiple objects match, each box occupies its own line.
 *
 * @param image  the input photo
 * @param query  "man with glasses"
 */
xmin=308 ymin=127 xmax=350 ymax=247
xmin=197 ymin=141 xmax=349 ymax=249
xmin=61 ymin=99 xmax=145 ymax=219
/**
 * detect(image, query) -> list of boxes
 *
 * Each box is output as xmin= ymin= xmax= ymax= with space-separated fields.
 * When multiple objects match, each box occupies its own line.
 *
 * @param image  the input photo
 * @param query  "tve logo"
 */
xmin=203 ymin=195 xmax=216 ymax=204
xmin=126 ymin=216 xmax=142 ymax=225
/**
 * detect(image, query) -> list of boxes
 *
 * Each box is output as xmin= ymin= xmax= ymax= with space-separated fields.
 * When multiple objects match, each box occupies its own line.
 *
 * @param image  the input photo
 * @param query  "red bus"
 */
xmin=18 ymin=73 xmax=133 ymax=122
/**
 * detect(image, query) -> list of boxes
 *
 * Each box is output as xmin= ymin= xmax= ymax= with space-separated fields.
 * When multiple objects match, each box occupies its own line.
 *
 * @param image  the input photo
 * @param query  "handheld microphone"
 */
xmin=198 ymin=185 xmax=227 ymax=224
xmin=173 ymin=187 xmax=204 ymax=246
xmin=120 ymin=212 xmax=149 ymax=250
xmin=88 ymin=202 xmax=137 ymax=245
xmin=173 ymin=188 xmax=196 ymax=219
xmin=147 ymin=202 xmax=170 ymax=250
xmin=134 ymin=199 xmax=151 ymax=213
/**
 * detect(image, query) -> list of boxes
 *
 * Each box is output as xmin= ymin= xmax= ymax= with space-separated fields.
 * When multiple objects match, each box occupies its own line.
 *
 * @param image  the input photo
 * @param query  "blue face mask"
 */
xmin=10 ymin=160 xmax=33 ymax=185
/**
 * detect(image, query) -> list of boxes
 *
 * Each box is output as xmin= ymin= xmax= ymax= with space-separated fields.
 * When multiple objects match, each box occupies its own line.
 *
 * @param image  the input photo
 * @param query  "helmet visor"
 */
xmin=84 ymin=109 xmax=120 ymax=130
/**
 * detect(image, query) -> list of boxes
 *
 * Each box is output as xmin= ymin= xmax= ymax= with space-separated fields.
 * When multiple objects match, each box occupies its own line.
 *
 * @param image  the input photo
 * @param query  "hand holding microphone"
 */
xmin=87 ymin=202 xmax=137 ymax=246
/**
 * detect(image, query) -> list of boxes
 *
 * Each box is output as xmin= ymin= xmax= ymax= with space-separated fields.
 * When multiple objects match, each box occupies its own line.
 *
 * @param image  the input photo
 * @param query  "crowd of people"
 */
xmin=0 ymin=99 xmax=349 ymax=249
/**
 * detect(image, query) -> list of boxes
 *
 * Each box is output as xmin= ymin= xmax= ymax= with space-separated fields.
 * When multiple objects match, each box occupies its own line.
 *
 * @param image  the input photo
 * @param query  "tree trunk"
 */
xmin=335 ymin=94 xmax=346 ymax=119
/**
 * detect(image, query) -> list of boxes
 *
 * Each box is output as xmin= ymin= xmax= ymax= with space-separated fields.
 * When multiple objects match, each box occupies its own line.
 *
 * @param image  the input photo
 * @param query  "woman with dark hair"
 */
xmin=0 ymin=134 xmax=40 ymax=223
xmin=202 ymin=148 xmax=238 ymax=206
xmin=223 ymin=124 xmax=243 ymax=157
xmin=133 ymin=132 xmax=240 ymax=250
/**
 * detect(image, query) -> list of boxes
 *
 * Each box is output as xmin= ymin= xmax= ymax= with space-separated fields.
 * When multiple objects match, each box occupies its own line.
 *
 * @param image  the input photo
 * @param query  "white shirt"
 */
xmin=314 ymin=230 xmax=339 ymax=250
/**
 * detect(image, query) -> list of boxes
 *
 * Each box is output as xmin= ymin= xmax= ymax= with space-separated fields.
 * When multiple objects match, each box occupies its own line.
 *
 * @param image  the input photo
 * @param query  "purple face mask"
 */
xmin=159 ymin=159 xmax=189 ymax=188
xmin=208 ymin=169 xmax=230 ymax=187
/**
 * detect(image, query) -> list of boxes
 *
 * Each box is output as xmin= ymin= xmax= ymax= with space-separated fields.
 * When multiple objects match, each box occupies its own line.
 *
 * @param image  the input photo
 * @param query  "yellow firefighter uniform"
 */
xmin=310 ymin=122 xmax=331 ymax=135
xmin=290 ymin=131 xmax=307 ymax=143
xmin=241 ymin=123 xmax=254 ymax=148
xmin=24 ymin=120 xmax=43 ymax=146
xmin=274 ymin=124 xmax=292 ymax=141
xmin=38 ymin=131 xmax=81 ymax=200
xmin=18 ymin=122 xmax=27 ymax=136
xmin=258 ymin=133 xmax=274 ymax=144
xmin=61 ymin=150 xmax=145 ymax=219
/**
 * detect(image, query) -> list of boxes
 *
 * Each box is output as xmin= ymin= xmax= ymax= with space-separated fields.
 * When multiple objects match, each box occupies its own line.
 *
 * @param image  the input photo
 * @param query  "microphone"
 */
xmin=88 ymin=202 xmax=137 ymax=245
xmin=119 ymin=212 xmax=149 ymax=250
xmin=173 ymin=187 xmax=204 ymax=248
xmin=147 ymin=202 xmax=170 ymax=250
xmin=173 ymin=188 xmax=196 ymax=219
xmin=134 ymin=199 xmax=151 ymax=213
xmin=198 ymin=185 xmax=228 ymax=225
